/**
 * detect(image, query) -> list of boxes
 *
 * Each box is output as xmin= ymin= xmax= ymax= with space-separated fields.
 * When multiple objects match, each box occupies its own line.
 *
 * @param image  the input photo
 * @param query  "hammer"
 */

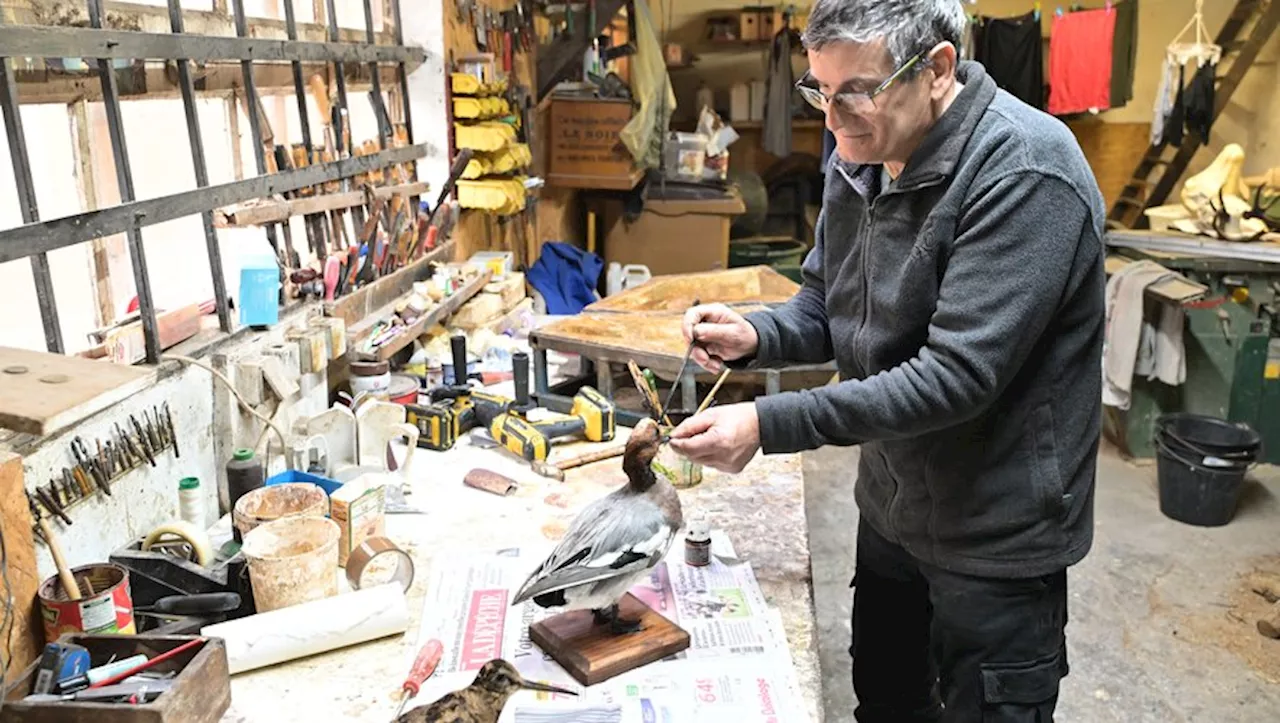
xmin=530 ymin=443 xmax=627 ymax=481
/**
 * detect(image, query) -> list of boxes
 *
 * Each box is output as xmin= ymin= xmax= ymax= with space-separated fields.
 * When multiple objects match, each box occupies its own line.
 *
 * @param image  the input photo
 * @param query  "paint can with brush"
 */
xmin=38 ymin=563 xmax=136 ymax=643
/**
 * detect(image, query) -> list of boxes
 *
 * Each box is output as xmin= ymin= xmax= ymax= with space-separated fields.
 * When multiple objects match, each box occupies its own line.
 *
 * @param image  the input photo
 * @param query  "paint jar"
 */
xmin=39 ymin=563 xmax=135 ymax=643
xmin=178 ymin=477 xmax=205 ymax=528
xmin=685 ymin=523 xmax=712 ymax=567
xmin=653 ymin=443 xmax=703 ymax=489
xmin=242 ymin=517 xmax=340 ymax=613
xmin=350 ymin=360 xmax=391 ymax=401
xmin=387 ymin=373 xmax=420 ymax=406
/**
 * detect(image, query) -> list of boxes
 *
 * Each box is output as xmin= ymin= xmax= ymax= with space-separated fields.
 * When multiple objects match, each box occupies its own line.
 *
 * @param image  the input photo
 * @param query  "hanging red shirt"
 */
xmin=1048 ymin=8 xmax=1117 ymax=115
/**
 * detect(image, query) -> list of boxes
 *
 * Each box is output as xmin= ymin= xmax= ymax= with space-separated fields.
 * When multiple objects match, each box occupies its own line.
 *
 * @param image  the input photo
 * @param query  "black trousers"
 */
xmin=851 ymin=519 xmax=1069 ymax=723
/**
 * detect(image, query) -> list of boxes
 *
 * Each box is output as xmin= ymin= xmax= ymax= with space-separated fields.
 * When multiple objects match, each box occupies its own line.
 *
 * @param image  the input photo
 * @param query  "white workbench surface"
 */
xmin=217 ymin=427 xmax=822 ymax=722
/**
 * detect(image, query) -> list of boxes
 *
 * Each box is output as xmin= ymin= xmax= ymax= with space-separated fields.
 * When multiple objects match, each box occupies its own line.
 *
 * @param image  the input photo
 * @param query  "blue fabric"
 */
xmin=526 ymin=242 xmax=604 ymax=314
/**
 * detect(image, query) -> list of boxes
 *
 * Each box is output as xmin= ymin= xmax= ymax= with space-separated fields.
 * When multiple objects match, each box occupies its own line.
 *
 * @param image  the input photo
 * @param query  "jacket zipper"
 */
xmin=855 ymin=172 xmax=946 ymax=540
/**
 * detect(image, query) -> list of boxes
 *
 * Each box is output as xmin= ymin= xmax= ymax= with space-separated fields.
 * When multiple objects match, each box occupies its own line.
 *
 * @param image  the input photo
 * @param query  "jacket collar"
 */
xmin=835 ymin=61 xmax=997 ymax=197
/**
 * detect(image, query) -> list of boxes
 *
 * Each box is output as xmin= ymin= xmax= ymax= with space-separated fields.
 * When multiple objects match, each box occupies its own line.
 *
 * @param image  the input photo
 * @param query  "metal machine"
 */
xmin=1105 ymin=231 xmax=1280 ymax=464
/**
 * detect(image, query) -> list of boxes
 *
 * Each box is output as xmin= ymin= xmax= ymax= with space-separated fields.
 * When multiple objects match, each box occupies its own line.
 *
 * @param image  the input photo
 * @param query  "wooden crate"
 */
xmin=3 ymin=635 xmax=230 ymax=723
xmin=547 ymin=96 xmax=642 ymax=191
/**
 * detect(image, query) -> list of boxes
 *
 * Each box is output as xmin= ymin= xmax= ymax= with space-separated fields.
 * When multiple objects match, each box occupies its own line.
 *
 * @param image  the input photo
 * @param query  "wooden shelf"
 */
xmin=731 ymin=119 xmax=825 ymax=130
xmin=547 ymin=166 xmax=644 ymax=191
xmin=347 ymin=269 xmax=492 ymax=361
xmin=324 ymin=240 xmax=456 ymax=328
xmin=215 ymin=182 xmax=430 ymax=228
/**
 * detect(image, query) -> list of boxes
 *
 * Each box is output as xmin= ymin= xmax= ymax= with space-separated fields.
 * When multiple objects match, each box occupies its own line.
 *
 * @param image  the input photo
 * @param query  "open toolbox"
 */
xmin=3 ymin=634 xmax=230 ymax=723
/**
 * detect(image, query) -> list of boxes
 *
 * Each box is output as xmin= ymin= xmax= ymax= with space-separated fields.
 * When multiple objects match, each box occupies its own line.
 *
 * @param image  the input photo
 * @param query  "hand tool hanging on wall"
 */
xmin=31 ymin=498 xmax=81 ymax=600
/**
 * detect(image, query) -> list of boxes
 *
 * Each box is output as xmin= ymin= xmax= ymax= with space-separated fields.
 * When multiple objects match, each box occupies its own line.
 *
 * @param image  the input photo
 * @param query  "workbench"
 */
xmin=216 ymin=433 xmax=823 ymax=721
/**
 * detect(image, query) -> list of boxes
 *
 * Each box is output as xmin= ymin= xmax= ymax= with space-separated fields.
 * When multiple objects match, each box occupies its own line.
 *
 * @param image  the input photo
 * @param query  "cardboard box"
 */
xmin=547 ymin=96 xmax=641 ymax=190
xmin=330 ymin=475 xmax=387 ymax=568
xmin=596 ymin=193 xmax=746 ymax=276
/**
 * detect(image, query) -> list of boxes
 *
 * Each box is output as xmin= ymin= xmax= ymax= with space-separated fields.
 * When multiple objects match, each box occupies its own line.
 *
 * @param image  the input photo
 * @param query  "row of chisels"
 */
xmin=30 ymin=404 xmax=179 ymax=527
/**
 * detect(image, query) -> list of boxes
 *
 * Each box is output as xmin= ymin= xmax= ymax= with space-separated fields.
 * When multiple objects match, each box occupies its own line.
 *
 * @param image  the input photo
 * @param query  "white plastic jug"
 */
xmin=606 ymin=263 xmax=652 ymax=296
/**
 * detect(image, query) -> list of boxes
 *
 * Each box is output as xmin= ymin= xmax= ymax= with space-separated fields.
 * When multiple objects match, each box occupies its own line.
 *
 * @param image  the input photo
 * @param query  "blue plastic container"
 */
xmin=239 ymin=248 xmax=280 ymax=327
xmin=264 ymin=469 xmax=341 ymax=496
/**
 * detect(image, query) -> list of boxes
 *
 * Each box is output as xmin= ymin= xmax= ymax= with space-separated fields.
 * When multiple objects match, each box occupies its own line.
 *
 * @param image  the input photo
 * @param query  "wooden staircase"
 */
xmin=536 ymin=0 xmax=629 ymax=99
xmin=1107 ymin=0 xmax=1280 ymax=230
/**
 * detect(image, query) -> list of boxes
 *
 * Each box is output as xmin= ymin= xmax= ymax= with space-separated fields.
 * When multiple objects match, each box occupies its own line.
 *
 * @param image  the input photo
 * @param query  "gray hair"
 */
xmin=802 ymin=0 xmax=968 ymax=73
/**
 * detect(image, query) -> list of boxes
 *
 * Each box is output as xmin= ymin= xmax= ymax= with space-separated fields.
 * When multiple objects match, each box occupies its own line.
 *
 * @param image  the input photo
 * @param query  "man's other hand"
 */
xmin=682 ymin=304 xmax=759 ymax=373
xmin=668 ymin=403 xmax=761 ymax=473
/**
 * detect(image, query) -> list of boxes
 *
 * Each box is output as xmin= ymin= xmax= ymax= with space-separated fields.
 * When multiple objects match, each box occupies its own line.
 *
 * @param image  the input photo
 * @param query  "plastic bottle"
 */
xmin=238 ymin=246 xmax=281 ymax=328
xmin=178 ymin=477 xmax=205 ymax=528
xmin=226 ymin=449 xmax=265 ymax=542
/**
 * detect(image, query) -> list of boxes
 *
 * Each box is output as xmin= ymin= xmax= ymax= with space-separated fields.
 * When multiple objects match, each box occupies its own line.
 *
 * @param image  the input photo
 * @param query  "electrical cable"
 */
xmin=161 ymin=354 xmax=289 ymax=458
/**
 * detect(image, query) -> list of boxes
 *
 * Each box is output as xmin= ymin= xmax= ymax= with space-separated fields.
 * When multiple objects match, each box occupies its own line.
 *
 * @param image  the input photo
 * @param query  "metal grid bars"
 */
xmin=0 ymin=0 xmax=425 ymax=363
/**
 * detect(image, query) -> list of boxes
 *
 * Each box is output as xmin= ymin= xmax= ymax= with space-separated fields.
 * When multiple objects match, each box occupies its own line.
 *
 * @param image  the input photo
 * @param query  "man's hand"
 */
xmin=668 ymin=403 xmax=761 ymax=473
xmin=682 ymin=304 xmax=759 ymax=373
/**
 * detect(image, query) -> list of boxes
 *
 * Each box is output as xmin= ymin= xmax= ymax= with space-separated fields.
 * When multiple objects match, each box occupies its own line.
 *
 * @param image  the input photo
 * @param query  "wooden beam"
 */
xmin=0 ymin=452 xmax=42 ymax=684
xmin=0 ymin=144 xmax=429 ymax=263
xmin=215 ymin=181 xmax=430 ymax=227
xmin=70 ymin=99 xmax=116 ymax=329
xmin=15 ymin=63 xmax=400 ymax=104
xmin=0 ymin=25 xmax=423 ymax=64
xmin=0 ymin=346 xmax=155 ymax=435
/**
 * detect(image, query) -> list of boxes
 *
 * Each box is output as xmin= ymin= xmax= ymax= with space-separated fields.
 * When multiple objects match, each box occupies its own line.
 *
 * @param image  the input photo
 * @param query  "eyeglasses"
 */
xmin=796 ymin=50 xmax=929 ymax=116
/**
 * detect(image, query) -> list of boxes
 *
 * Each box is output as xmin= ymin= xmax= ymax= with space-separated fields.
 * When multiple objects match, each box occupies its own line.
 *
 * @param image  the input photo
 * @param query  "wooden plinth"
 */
xmin=528 ymin=593 xmax=690 ymax=686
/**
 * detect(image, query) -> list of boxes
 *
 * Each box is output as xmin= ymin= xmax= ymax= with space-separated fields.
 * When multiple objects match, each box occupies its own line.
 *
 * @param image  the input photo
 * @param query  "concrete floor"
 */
xmin=804 ymin=444 xmax=1280 ymax=722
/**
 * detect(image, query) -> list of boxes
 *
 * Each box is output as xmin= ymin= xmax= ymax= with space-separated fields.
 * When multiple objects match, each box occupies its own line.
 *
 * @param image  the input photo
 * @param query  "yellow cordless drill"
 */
xmin=488 ymin=352 xmax=615 ymax=462
xmin=406 ymin=334 xmax=512 ymax=451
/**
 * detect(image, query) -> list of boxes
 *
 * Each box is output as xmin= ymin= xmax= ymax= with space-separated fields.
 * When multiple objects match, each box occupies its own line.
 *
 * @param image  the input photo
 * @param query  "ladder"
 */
xmin=1107 ymin=0 xmax=1280 ymax=230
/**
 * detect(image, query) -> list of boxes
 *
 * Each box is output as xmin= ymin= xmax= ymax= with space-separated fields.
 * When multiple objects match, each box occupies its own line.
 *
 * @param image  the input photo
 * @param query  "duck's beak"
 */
xmin=519 ymin=679 xmax=578 ymax=696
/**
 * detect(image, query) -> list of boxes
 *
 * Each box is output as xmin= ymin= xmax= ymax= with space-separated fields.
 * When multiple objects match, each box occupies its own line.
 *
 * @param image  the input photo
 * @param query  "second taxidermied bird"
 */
xmin=512 ymin=418 xmax=683 ymax=634
xmin=395 ymin=659 xmax=575 ymax=723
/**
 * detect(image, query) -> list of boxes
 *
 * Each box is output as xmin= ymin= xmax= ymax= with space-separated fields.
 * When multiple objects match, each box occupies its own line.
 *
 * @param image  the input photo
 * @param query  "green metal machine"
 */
xmin=1104 ymin=232 xmax=1280 ymax=465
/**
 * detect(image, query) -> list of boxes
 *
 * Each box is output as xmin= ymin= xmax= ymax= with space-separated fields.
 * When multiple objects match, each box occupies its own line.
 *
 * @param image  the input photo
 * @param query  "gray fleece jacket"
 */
xmin=745 ymin=62 xmax=1105 ymax=578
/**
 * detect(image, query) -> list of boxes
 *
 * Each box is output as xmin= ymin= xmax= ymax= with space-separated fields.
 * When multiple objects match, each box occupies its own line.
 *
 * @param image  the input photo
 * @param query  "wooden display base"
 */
xmin=528 ymin=593 xmax=690 ymax=686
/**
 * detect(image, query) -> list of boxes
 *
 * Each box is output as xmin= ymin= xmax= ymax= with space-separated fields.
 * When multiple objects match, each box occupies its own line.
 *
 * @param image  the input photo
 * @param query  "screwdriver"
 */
xmin=393 ymin=639 xmax=444 ymax=719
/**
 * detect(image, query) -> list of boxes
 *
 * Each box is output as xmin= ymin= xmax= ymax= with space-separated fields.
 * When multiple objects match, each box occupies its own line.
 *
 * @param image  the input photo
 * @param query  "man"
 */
xmin=668 ymin=1 xmax=1106 ymax=721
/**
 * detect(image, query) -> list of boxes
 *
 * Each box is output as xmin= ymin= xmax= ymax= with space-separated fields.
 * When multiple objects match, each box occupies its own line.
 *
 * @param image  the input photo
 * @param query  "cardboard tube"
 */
xmin=202 ymin=584 xmax=409 ymax=674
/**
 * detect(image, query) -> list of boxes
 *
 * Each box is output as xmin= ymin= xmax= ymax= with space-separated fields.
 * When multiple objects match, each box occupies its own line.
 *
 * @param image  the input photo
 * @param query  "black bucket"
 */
xmin=1154 ymin=415 xmax=1260 ymax=527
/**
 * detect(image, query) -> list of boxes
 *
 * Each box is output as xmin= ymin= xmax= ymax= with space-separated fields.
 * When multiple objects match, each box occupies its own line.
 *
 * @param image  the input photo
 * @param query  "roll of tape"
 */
xmin=142 ymin=520 xmax=214 ymax=567
xmin=345 ymin=536 xmax=414 ymax=592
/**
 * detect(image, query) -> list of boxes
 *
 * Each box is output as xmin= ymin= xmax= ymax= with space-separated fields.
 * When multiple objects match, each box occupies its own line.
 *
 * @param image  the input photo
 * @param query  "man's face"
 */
xmin=807 ymin=40 xmax=935 ymax=165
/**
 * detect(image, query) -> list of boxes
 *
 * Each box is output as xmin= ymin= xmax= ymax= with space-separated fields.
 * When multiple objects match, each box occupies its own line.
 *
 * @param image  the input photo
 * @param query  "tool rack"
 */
xmin=0 ymin=0 xmax=429 ymax=362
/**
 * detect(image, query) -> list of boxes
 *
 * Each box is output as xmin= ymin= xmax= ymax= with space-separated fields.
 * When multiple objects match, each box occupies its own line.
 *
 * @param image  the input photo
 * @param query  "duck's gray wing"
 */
xmin=512 ymin=495 xmax=674 ymax=605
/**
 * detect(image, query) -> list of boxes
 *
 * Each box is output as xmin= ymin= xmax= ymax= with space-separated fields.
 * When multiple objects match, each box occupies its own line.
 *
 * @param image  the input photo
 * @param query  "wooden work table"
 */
xmin=218 ymin=427 xmax=822 ymax=721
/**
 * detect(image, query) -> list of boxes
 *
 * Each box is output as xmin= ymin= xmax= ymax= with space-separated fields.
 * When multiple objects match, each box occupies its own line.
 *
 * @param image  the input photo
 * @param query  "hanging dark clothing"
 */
xmin=1184 ymin=61 xmax=1217 ymax=143
xmin=1165 ymin=65 xmax=1186 ymax=147
xmin=763 ymin=27 xmax=796 ymax=158
xmin=1109 ymin=0 xmax=1139 ymax=108
xmin=975 ymin=11 xmax=1044 ymax=109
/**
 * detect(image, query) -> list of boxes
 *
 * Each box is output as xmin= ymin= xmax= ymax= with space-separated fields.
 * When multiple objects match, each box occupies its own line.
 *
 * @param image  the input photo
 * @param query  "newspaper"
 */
xmin=410 ymin=534 xmax=807 ymax=722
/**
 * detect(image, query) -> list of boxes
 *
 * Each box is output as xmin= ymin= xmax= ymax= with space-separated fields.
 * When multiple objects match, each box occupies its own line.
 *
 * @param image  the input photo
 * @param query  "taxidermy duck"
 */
xmin=512 ymin=418 xmax=683 ymax=634
xmin=395 ymin=659 xmax=575 ymax=723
